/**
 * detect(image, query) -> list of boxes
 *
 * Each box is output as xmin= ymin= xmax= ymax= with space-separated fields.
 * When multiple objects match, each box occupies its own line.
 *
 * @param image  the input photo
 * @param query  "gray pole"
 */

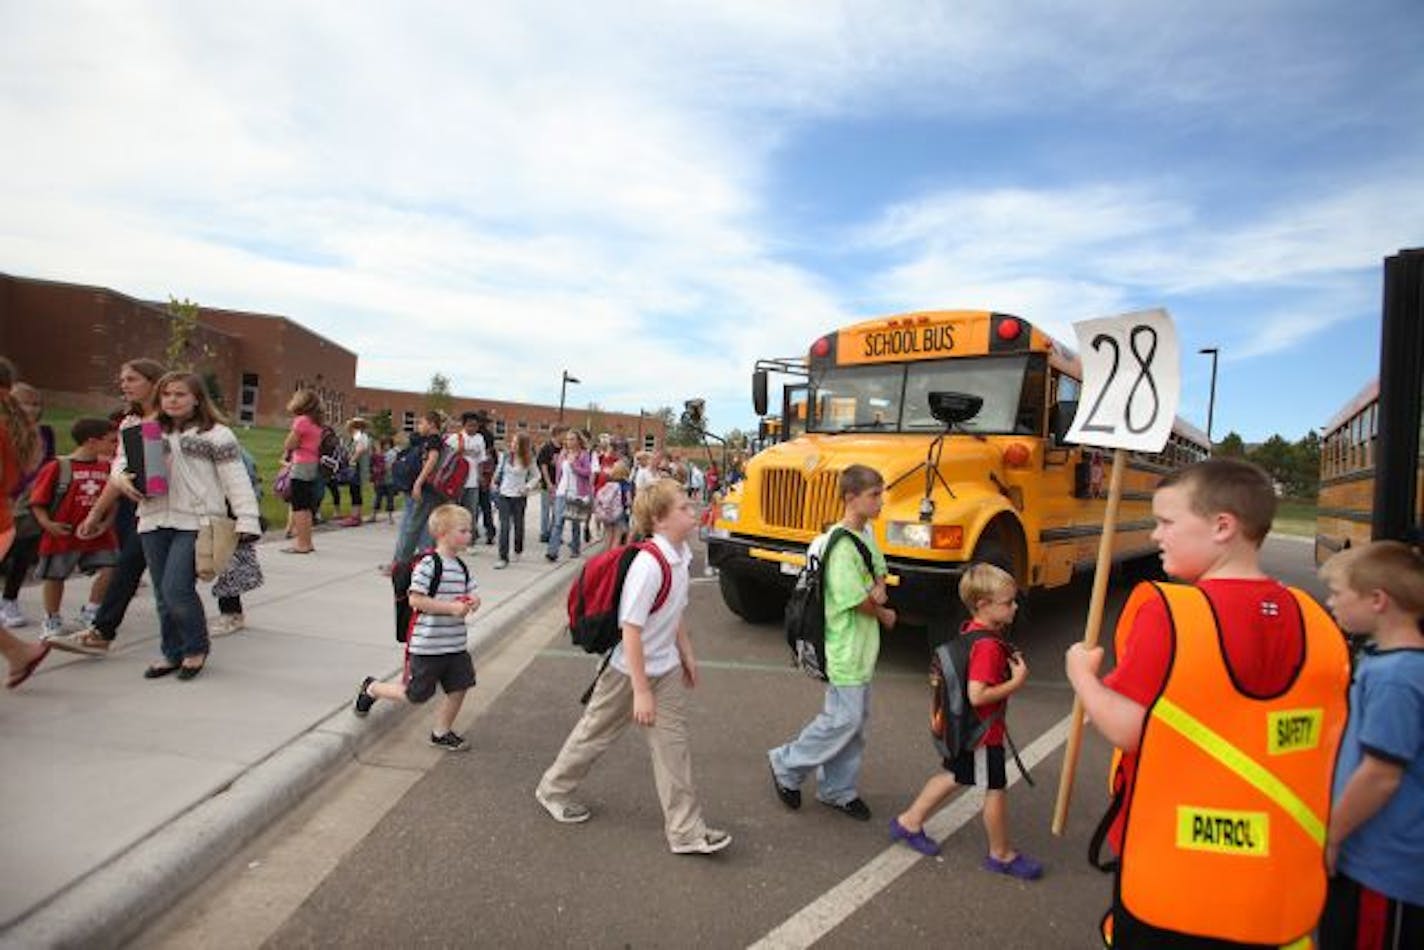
xmin=1199 ymin=347 xmax=1219 ymax=452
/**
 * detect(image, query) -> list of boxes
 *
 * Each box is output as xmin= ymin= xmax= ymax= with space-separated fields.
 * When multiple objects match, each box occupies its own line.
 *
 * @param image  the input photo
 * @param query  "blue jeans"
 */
xmin=92 ymin=499 xmax=146 ymax=640
xmin=769 ymin=684 xmax=871 ymax=806
xmin=496 ymin=494 xmax=527 ymax=561
xmin=539 ymin=489 xmax=554 ymax=542
xmin=393 ymin=492 xmax=436 ymax=565
xmin=139 ymin=528 xmax=207 ymax=663
xmin=545 ymin=494 xmax=581 ymax=559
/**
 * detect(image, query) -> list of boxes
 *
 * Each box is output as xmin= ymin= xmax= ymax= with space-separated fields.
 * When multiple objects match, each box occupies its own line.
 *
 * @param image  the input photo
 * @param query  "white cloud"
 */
xmin=1 ymin=0 xmax=1420 ymax=438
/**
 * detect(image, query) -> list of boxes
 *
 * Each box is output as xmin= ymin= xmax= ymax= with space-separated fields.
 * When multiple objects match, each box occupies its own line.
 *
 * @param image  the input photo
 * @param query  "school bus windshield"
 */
xmin=808 ymin=353 xmax=1042 ymax=435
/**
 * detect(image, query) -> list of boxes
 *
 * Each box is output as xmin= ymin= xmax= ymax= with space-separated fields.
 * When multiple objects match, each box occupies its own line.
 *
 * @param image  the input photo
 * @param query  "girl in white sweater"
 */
xmin=115 ymin=372 xmax=260 ymax=680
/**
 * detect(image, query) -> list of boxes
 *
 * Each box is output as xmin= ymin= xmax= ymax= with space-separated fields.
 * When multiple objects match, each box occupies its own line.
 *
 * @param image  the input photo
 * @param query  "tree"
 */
xmin=370 ymin=409 xmax=394 ymax=440
xmin=165 ymin=296 xmax=209 ymax=371
xmin=425 ymin=373 xmax=453 ymax=415
xmin=1216 ymin=431 xmax=1247 ymax=458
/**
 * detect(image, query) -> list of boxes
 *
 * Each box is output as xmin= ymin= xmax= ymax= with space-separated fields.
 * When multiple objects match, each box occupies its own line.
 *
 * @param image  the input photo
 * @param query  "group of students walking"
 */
xmin=1 ymin=355 xmax=262 ymax=685
xmin=350 ymin=452 xmax=1421 ymax=949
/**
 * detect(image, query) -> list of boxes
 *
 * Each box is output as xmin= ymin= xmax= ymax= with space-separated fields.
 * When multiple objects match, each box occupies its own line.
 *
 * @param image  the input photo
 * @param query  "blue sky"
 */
xmin=2 ymin=1 xmax=1421 ymax=442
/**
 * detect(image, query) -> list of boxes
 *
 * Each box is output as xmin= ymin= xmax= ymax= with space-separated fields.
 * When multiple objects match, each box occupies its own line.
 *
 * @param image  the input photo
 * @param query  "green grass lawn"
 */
xmin=37 ymin=405 xmax=402 ymax=529
xmin=1272 ymin=498 xmax=1318 ymax=539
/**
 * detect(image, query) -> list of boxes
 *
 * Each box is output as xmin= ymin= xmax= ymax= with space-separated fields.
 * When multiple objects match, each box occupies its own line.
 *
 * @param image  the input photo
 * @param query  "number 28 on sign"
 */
xmin=1065 ymin=308 xmax=1181 ymax=454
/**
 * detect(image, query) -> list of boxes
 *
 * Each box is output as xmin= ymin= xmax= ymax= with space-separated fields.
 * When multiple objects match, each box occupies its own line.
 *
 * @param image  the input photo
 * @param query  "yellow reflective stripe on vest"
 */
xmin=1153 ymin=698 xmax=1326 ymax=846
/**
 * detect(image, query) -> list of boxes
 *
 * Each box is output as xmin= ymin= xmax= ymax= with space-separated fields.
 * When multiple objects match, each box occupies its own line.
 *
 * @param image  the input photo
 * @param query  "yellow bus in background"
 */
xmin=1316 ymin=377 xmax=1424 ymax=565
xmin=707 ymin=310 xmax=1209 ymax=624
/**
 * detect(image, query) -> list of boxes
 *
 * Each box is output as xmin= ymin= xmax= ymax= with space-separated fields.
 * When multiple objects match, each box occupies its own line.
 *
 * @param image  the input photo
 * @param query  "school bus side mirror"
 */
xmin=1050 ymin=401 xmax=1078 ymax=446
xmin=752 ymin=370 xmax=769 ymax=417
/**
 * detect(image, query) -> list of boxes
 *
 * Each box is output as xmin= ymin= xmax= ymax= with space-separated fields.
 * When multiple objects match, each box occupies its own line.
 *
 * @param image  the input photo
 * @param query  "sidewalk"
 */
xmin=0 ymin=507 xmax=581 ymax=947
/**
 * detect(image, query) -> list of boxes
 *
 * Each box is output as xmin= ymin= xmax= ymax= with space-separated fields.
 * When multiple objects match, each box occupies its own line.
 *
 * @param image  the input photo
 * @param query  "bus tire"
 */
xmin=718 ymin=570 xmax=785 ymax=624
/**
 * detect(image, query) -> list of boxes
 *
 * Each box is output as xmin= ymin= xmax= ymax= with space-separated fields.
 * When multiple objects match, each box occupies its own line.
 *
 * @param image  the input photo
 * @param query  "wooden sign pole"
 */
xmin=1051 ymin=446 xmax=1127 ymax=836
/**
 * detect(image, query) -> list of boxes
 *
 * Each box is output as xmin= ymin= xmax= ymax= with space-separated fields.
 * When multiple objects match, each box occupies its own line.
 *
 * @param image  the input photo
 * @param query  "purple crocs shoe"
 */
xmin=983 ymin=852 xmax=1043 ymax=880
xmin=889 ymin=818 xmax=941 ymax=857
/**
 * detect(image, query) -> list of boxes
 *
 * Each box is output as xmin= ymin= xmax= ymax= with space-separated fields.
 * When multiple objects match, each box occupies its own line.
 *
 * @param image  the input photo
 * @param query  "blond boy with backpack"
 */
xmin=888 ymin=562 xmax=1041 ymax=879
xmin=535 ymin=478 xmax=731 ymax=855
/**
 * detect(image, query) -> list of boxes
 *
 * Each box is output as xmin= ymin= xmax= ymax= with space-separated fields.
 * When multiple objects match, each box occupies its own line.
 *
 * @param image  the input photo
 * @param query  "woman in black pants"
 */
xmin=48 ymin=358 xmax=164 ymax=656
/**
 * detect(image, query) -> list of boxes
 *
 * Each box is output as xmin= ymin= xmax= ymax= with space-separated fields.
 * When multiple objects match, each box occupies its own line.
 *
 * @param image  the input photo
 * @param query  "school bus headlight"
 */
xmin=718 ymin=502 xmax=740 ymax=524
xmin=888 ymin=522 xmax=963 ymax=550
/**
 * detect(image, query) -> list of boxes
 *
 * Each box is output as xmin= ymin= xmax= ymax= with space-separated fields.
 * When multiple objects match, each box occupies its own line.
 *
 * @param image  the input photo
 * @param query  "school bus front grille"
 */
xmin=760 ymin=468 xmax=842 ymax=532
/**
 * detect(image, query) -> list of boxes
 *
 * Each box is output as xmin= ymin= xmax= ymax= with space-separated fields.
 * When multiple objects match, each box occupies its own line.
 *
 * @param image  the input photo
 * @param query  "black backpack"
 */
xmin=929 ymin=632 xmax=1033 ymax=784
xmin=318 ymin=425 xmax=351 ymax=480
xmin=391 ymin=439 xmax=426 ymax=493
xmin=785 ymin=527 xmax=874 ymax=680
xmin=392 ymin=549 xmax=468 ymax=643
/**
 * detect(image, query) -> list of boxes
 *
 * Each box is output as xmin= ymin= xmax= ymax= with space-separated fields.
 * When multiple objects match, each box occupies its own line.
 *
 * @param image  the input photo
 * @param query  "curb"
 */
xmin=1 ymin=560 xmax=580 ymax=950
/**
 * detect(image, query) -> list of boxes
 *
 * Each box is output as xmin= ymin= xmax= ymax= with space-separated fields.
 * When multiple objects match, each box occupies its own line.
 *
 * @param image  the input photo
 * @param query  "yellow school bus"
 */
xmin=707 ymin=310 xmax=1209 ymax=624
xmin=1316 ymin=378 xmax=1424 ymax=564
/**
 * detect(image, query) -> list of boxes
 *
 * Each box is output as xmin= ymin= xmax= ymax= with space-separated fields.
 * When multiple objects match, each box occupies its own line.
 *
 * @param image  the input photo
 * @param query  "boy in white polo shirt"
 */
xmin=535 ymin=478 xmax=731 ymax=855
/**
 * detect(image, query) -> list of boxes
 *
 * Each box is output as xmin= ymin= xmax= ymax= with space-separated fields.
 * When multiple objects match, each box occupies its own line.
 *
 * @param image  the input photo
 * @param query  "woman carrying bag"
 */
xmin=113 ymin=372 xmax=260 ymax=681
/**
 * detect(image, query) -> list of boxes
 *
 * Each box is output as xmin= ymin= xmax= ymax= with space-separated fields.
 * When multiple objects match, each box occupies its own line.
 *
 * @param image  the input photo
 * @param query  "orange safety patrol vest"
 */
xmin=1111 ymin=581 xmax=1349 ymax=947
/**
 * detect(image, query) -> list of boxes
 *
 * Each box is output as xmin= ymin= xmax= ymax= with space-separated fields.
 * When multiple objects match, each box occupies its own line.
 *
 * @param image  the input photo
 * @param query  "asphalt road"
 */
xmin=140 ymin=534 xmax=1326 ymax=949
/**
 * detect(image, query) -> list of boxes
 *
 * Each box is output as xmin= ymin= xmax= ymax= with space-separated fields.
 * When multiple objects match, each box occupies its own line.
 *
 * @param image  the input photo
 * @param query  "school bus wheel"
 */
xmin=718 ymin=569 xmax=786 ymax=624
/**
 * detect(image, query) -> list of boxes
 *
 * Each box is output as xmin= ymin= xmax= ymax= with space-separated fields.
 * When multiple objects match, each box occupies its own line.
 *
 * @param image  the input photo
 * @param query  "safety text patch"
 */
xmin=1267 ymin=709 xmax=1323 ymax=755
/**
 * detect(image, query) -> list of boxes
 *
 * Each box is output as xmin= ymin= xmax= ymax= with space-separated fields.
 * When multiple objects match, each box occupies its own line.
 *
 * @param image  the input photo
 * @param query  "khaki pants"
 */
xmin=538 ymin=667 xmax=707 ymax=848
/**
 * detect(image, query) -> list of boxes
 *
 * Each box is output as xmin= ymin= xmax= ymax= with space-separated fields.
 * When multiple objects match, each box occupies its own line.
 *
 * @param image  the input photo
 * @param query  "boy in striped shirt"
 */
xmin=354 ymin=504 xmax=480 ymax=751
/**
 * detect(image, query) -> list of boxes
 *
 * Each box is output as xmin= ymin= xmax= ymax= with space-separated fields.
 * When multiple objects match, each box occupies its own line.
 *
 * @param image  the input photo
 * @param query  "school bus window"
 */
xmin=902 ymin=354 xmax=1035 ymax=433
xmin=809 ymin=364 xmax=905 ymax=432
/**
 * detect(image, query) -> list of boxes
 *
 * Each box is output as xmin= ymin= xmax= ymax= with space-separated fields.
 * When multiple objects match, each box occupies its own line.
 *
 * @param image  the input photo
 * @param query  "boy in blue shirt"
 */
xmin=1318 ymin=540 xmax=1424 ymax=948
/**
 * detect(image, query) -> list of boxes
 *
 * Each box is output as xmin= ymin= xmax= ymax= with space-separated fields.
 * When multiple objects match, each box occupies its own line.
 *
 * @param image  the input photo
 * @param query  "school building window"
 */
xmin=643 ymin=433 xmax=657 ymax=452
xmin=516 ymin=420 xmax=528 ymax=430
xmin=238 ymin=373 xmax=259 ymax=425
xmin=402 ymin=410 xmax=415 ymax=432
xmin=495 ymin=420 xmax=507 ymax=437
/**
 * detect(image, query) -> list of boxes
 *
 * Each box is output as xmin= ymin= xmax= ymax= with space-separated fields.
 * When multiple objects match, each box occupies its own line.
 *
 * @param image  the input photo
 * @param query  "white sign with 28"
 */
xmin=1065 ymin=308 xmax=1181 ymax=454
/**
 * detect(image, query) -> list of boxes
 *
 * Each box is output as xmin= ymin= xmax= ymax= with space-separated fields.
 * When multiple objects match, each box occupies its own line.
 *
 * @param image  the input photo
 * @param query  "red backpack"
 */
xmin=566 ymin=541 xmax=672 ymax=702
xmin=430 ymin=434 xmax=471 ymax=499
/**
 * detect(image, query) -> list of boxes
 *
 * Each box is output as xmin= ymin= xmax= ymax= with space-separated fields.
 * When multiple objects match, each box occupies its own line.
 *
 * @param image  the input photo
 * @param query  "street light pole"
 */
xmin=1199 ymin=347 xmax=1219 ymax=453
xmin=558 ymin=370 xmax=580 ymax=424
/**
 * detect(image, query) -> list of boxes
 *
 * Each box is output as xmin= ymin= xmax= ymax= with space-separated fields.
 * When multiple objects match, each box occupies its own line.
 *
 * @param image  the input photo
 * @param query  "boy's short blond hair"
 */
xmin=610 ymin=459 xmax=630 ymax=481
xmin=1321 ymin=540 xmax=1424 ymax=617
xmin=427 ymin=503 xmax=472 ymax=538
xmin=632 ymin=477 xmax=684 ymax=537
xmin=958 ymin=562 xmax=1016 ymax=612
xmin=1158 ymin=458 xmax=1276 ymax=544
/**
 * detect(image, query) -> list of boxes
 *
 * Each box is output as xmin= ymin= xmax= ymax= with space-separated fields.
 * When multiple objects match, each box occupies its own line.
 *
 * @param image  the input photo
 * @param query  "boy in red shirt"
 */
xmin=1065 ymin=458 xmax=1346 ymax=948
xmin=890 ymin=562 xmax=1040 ymax=879
xmin=30 ymin=419 xmax=120 ymax=638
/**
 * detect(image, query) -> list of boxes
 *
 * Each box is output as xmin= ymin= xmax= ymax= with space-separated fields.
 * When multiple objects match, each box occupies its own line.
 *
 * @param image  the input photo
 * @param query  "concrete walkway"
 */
xmin=0 ymin=507 xmax=582 ymax=947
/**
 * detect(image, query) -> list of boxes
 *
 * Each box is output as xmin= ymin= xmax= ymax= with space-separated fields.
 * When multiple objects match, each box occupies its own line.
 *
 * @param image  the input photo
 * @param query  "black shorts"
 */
xmin=944 ymin=744 xmax=1007 ymax=790
xmin=1319 ymin=871 xmax=1424 ymax=950
xmin=289 ymin=478 xmax=321 ymax=513
xmin=404 ymin=651 xmax=476 ymax=703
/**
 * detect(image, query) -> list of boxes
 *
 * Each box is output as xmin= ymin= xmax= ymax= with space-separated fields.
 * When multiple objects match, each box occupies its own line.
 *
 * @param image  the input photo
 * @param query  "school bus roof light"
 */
xmin=810 ymin=335 xmax=833 ymax=358
xmin=990 ymin=313 xmax=1029 ymax=353
xmin=997 ymin=317 xmax=1022 ymax=341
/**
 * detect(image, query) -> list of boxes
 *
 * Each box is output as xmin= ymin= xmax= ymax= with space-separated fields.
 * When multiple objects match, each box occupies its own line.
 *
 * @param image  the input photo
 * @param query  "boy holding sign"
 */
xmin=1065 ymin=459 xmax=1349 ymax=948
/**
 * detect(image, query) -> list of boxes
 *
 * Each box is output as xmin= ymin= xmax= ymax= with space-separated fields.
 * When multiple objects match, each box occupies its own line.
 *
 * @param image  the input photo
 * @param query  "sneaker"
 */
xmin=429 ymin=730 xmax=468 ymax=752
xmin=353 ymin=676 xmax=376 ymax=717
xmin=671 ymin=829 xmax=732 ymax=855
xmin=821 ymin=797 xmax=872 ymax=821
xmin=209 ymin=613 xmax=245 ymax=637
xmin=45 ymin=627 xmax=111 ymax=656
xmin=545 ymin=553 xmax=557 ymax=563
xmin=889 ymin=818 xmax=941 ymax=856
xmin=493 ymin=559 xmax=509 ymax=570
xmin=769 ymin=761 xmax=801 ymax=810
xmin=535 ymin=789 xmax=591 ymax=824
xmin=78 ymin=603 xmax=99 ymax=628
xmin=42 ymin=614 xmax=65 ymax=638
xmin=983 ymin=852 xmax=1044 ymax=880
xmin=0 ymin=599 xmax=27 ymax=628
